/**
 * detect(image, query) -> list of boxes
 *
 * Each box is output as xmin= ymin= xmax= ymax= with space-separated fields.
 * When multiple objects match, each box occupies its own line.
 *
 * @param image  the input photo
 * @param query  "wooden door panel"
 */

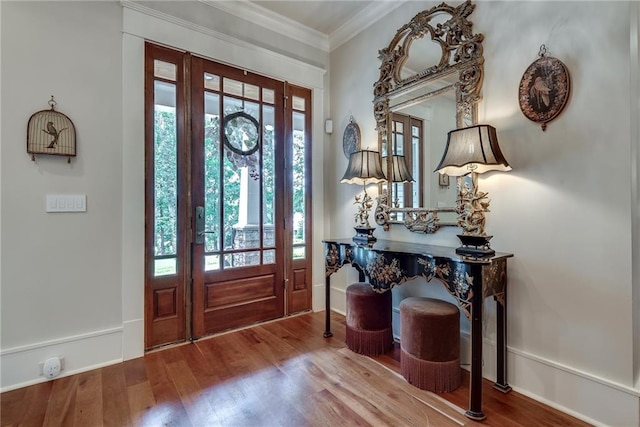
xmin=147 ymin=278 xmax=184 ymax=348
xmin=202 ymin=296 xmax=281 ymax=333
xmin=155 ymin=288 xmax=178 ymax=317
xmin=288 ymin=265 xmax=311 ymax=314
xmin=205 ymin=274 xmax=277 ymax=308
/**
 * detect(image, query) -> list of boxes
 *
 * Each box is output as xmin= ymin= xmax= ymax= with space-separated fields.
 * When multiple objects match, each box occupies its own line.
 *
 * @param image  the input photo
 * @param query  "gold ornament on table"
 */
xmin=353 ymin=191 xmax=375 ymax=227
xmin=341 ymin=150 xmax=386 ymax=244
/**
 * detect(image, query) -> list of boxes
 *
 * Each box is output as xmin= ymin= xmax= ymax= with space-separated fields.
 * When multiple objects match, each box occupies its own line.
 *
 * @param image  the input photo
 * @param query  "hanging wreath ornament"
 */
xmin=518 ymin=45 xmax=571 ymax=131
xmin=222 ymin=111 xmax=260 ymax=156
xmin=222 ymin=111 xmax=262 ymax=179
xmin=27 ymin=96 xmax=77 ymax=163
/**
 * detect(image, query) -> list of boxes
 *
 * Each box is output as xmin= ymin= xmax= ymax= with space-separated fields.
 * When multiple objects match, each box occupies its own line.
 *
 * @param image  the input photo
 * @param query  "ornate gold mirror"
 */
xmin=373 ymin=0 xmax=484 ymax=233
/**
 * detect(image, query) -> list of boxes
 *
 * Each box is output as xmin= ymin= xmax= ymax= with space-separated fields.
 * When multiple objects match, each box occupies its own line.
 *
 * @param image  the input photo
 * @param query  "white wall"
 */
xmin=329 ymin=1 xmax=639 ymax=425
xmin=1 ymin=1 xmax=125 ymax=389
xmin=1 ymin=0 xmax=328 ymax=392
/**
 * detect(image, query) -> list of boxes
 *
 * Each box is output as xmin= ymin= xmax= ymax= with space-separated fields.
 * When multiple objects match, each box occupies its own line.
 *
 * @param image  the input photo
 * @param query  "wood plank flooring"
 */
xmin=1 ymin=311 xmax=590 ymax=427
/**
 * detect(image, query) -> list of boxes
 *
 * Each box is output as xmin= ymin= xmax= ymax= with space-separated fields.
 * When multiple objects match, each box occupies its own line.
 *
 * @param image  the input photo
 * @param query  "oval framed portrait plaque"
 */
xmin=342 ymin=118 xmax=361 ymax=159
xmin=518 ymin=49 xmax=571 ymax=131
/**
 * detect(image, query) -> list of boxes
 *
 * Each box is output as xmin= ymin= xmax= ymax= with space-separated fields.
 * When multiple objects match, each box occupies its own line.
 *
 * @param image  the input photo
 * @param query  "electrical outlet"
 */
xmin=39 ymin=356 xmax=65 ymax=378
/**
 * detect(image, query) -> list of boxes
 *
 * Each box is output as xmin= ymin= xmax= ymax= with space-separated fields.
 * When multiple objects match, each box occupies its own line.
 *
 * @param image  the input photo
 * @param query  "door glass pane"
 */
xmin=204 ymin=73 xmax=220 ymax=91
xmin=223 ymin=78 xmax=243 ymax=97
xmin=412 ymin=124 xmax=421 ymax=207
xmin=222 ymin=97 xmax=261 ymax=258
xmin=154 ymin=258 xmax=177 ymax=276
xmin=292 ymin=246 xmax=305 ymax=259
xmin=204 ymin=92 xmax=221 ymax=253
xmin=204 ymin=255 xmax=220 ymax=271
xmin=392 ymin=119 xmax=404 ymax=157
xmin=154 ymin=60 xmax=176 ymax=81
xmin=222 ymin=97 xmax=241 ymax=251
xmin=394 ymin=183 xmax=405 ymax=208
xmin=263 ymin=249 xmax=275 ymax=264
xmin=395 ymin=134 xmax=404 ymax=155
xmin=153 ymin=80 xmax=177 ymax=276
xmin=224 ymin=252 xmax=260 ymax=268
xmin=263 ymin=105 xmax=275 ymax=248
xmin=292 ymin=111 xmax=306 ymax=259
xmin=292 ymin=95 xmax=305 ymax=111
xmin=262 ymin=88 xmax=275 ymax=104
xmin=244 ymin=83 xmax=260 ymax=101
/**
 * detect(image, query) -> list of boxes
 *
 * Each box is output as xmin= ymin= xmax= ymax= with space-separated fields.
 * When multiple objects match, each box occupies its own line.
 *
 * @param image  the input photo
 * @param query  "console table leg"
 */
xmin=494 ymin=291 xmax=511 ymax=393
xmin=323 ymin=275 xmax=333 ymax=338
xmin=466 ymin=266 xmax=486 ymax=421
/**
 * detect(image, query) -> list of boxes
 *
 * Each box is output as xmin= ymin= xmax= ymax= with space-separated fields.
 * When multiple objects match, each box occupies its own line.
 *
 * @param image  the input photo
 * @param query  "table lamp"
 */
xmin=434 ymin=124 xmax=511 ymax=256
xmin=383 ymin=154 xmax=414 ymax=209
xmin=341 ymin=149 xmax=387 ymax=243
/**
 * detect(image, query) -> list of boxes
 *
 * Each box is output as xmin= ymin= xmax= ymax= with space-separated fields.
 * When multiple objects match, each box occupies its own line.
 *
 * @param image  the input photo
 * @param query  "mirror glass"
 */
xmin=389 ymin=84 xmax=458 ymax=223
xmin=373 ymin=0 xmax=484 ymax=233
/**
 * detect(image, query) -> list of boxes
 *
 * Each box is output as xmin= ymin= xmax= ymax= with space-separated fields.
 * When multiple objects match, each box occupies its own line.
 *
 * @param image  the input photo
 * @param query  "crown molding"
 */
xmin=200 ymin=0 xmax=330 ymax=52
xmin=120 ymin=1 xmax=326 ymax=82
xmin=330 ymin=1 xmax=407 ymax=51
xmin=199 ymin=0 xmax=406 ymax=53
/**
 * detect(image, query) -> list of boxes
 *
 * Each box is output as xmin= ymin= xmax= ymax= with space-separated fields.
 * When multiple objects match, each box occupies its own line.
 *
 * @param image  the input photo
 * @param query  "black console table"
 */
xmin=323 ymin=238 xmax=513 ymax=421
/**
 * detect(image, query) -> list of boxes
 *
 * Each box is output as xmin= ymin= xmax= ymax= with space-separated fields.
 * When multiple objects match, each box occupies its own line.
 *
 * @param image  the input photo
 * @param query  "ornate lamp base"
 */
xmin=455 ymin=234 xmax=495 ymax=257
xmin=353 ymin=226 xmax=377 ymax=244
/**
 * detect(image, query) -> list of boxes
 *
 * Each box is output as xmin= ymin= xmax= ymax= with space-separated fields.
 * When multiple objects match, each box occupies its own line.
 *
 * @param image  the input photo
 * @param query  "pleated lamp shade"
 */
xmin=434 ymin=125 xmax=511 ymax=176
xmin=383 ymin=155 xmax=414 ymax=183
xmin=341 ymin=150 xmax=387 ymax=185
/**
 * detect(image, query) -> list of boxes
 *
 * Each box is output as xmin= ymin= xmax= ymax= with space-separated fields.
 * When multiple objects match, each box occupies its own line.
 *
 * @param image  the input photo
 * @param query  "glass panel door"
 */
xmin=145 ymin=43 xmax=313 ymax=347
xmin=190 ymin=57 xmax=285 ymax=337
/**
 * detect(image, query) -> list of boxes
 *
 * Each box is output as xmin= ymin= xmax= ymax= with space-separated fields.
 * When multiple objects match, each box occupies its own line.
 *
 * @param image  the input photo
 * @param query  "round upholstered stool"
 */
xmin=400 ymin=297 xmax=461 ymax=393
xmin=345 ymin=282 xmax=393 ymax=355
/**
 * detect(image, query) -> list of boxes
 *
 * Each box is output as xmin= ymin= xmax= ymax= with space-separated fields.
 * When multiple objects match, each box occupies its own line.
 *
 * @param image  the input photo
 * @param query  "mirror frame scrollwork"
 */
xmin=373 ymin=0 xmax=484 ymax=233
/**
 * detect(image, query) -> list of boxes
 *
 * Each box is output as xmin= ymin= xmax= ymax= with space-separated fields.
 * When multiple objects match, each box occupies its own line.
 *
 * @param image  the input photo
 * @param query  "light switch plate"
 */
xmin=46 ymin=194 xmax=87 ymax=212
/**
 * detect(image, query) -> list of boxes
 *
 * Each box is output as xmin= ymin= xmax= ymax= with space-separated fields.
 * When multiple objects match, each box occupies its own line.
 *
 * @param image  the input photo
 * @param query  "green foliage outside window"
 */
xmin=154 ymin=108 xmax=304 ymax=258
xmin=154 ymin=109 xmax=178 ymax=257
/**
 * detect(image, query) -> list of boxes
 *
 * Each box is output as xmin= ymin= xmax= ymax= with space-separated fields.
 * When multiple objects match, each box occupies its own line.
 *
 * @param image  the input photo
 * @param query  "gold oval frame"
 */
xmin=518 ymin=55 xmax=571 ymax=131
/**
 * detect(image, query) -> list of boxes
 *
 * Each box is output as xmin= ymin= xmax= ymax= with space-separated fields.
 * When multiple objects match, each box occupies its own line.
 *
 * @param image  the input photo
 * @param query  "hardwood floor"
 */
xmin=1 ymin=311 xmax=590 ymax=427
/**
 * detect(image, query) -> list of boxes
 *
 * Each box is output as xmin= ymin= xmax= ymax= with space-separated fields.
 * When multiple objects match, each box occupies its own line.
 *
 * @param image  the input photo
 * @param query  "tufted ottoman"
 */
xmin=345 ymin=282 xmax=393 ymax=355
xmin=400 ymin=297 xmax=461 ymax=393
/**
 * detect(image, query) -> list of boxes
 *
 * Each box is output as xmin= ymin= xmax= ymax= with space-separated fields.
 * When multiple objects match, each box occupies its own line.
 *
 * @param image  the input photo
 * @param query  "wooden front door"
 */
xmin=144 ymin=43 xmax=312 ymax=349
xmin=189 ymin=56 xmax=286 ymax=337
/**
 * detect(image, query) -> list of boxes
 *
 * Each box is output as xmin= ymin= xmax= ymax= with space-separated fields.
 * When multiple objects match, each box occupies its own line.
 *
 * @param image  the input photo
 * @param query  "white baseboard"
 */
xmin=312 ymin=282 xmax=325 ymax=312
xmin=331 ymin=302 xmax=639 ymax=426
xmin=122 ymin=318 xmax=144 ymax=361
xmin=0 ymin=327 xmax=124 ymax=392
xmin=506 ymin=346 xmax=639 ymax=427
xmin=460 ymin=335 xmax=634 ymax=425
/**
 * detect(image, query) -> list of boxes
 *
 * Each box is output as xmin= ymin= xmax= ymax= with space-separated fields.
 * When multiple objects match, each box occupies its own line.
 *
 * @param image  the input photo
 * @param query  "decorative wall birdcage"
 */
xmin=27 ymin=96 xmax=76 ymax=162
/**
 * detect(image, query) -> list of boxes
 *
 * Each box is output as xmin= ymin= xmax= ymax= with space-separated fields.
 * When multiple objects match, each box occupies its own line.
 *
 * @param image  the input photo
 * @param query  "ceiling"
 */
xmin=250 ymin=1 xmax=374 ymax=35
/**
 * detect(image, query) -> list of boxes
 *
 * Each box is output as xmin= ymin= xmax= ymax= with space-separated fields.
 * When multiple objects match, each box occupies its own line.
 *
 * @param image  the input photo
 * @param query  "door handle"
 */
xmin=195 ymin=206 xmax=216 ymax=245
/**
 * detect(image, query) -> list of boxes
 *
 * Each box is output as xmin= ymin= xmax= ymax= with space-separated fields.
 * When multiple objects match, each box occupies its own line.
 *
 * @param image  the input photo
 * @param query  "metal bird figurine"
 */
xmin=42 ymin=121 xmax=67 ymax=148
